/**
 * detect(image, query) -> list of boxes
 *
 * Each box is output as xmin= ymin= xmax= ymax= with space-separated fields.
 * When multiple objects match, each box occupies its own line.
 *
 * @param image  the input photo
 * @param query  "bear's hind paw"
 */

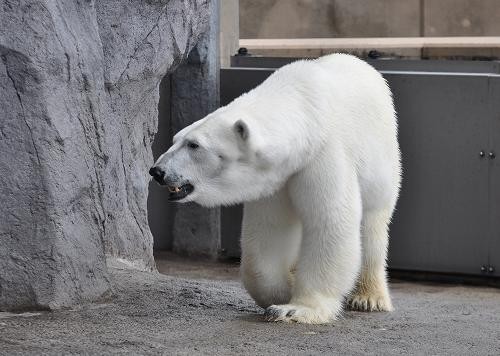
xmin=347 ymin=293 xmax=394 ymax=312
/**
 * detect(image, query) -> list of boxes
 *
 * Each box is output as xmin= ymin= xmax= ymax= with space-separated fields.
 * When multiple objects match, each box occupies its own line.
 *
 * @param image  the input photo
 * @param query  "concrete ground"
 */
xmin=1 ymin=254 xmax=499 ymax=355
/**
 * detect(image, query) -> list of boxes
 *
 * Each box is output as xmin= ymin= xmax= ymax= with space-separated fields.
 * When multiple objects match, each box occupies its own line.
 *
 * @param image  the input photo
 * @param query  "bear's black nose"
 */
xmin=149 ymin=166 xmax=166 ymax=184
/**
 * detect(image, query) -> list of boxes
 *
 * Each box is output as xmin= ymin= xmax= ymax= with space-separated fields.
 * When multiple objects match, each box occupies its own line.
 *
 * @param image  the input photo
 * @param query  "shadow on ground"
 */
xmin=1 ymin=253 xmax=499 ymax=355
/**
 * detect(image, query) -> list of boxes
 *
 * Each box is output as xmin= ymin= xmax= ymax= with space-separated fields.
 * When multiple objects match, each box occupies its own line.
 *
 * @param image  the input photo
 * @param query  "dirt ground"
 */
xmin=1 ymin=254 xmax=499 ymax=355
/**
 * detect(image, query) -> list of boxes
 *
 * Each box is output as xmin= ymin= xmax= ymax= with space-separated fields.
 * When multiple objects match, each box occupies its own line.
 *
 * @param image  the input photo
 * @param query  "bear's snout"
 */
xmin=149 ymin=166 xmax=166 ymax=185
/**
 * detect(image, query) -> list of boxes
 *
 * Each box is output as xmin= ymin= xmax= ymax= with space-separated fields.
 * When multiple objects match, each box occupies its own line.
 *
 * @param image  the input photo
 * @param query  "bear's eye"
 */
xmin=187 ymin=141 xmax=199 ymax=150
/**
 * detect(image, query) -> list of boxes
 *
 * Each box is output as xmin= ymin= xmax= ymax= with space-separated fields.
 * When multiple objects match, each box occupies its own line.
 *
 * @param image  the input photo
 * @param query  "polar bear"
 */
xmin=150 ymin=53 xmax=401 ymax=324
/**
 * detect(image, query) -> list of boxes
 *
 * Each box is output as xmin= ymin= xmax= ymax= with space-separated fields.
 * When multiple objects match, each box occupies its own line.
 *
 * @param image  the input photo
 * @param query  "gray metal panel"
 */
xmin=386 ymin=72 xmax=490 ymax=275
xmin=231 ymin=55 xmax=500 ymax=74
xmin=220 ymin=68 xmax=273 ymax=105
xmin=489 ymin=77 xmax=500 ymax=277
xmin=373 ymin=59 xmax=500 ymax=74
xmin=231 ymin=56 xmax=299 ymax=68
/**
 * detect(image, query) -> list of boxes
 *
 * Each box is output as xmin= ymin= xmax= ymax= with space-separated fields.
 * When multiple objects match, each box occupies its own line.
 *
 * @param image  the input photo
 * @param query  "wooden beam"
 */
xmin=239 ymin=37 xmax=500 ymax=59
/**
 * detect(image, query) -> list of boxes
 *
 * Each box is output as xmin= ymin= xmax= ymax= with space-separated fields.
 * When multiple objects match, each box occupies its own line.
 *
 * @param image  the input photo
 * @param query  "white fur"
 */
xmin=154 ymin=54 xmax=401 ymax=324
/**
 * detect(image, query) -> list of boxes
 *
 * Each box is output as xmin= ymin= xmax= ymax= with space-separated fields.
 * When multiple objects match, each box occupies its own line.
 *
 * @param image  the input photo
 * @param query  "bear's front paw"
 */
xmin=264 ymin=303 xmax=334 ymax=324
xmin=347 ymin=292 xmax=393 ymax=312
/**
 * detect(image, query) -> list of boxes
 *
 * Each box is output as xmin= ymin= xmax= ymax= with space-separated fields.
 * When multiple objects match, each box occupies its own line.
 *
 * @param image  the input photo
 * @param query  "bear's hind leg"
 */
xmin=348 ymin=209 xmax=394 ymax=312
xmin=240 ymin=187 xmax=302 ymax=308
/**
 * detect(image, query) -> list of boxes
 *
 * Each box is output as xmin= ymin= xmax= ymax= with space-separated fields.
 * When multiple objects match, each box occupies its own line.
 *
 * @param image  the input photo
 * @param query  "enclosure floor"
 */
xmin=1 ymin=254 xmax=499 ymax=355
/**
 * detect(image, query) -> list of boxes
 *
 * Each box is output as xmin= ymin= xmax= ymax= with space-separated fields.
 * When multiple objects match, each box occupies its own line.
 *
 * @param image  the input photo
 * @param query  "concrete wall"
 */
xmin=0 ymin=0 xmax=211 ymax=311
xmin=240 ymin=0 xmax=500 ymax=38
xmin=424 ymin=0 xmax=500 ymax=37
xmin=220 ymin=0 xmax=239 ymax=67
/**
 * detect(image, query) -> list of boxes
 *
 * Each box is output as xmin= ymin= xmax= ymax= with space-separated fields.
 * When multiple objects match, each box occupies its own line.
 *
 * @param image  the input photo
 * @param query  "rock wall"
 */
xmin=0 ymin=0 xmax=210 ymax=311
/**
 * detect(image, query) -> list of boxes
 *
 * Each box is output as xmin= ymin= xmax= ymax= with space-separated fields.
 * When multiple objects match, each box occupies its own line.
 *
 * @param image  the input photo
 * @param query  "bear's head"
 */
xmin=150 ymin=112 xmax=287 ymax=207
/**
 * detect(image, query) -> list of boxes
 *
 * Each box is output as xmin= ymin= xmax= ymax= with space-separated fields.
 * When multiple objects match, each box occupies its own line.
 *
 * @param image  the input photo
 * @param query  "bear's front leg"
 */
xmin=265 ymin=153 xmax=362 ymax=324
xmin=264 ymin=212 xmax=362 ymax=324
xmin=240 ymin=187 xmax=302 ymax=308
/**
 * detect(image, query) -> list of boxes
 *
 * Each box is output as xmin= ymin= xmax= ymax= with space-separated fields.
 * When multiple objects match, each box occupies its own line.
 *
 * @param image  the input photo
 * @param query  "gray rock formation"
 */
xmin=0 ymin=0 xmax=210 ymax=311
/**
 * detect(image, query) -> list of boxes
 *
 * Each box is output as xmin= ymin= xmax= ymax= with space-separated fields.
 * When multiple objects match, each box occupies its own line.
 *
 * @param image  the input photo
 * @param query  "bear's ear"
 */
xmin=233 ymin=119 xmax=249 ymax=141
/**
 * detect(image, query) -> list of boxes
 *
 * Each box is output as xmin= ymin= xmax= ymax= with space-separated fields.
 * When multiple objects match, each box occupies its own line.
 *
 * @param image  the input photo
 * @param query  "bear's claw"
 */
xmin=264 ymin=306 xmax=281 ymax=321
xmin=347 ymin=293 xmax=393 ymax=312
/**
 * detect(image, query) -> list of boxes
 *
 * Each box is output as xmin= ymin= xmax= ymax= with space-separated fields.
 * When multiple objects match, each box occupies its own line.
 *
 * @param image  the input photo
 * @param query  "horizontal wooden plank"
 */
xmin=239 ymin=37 xmax=500 ymax=59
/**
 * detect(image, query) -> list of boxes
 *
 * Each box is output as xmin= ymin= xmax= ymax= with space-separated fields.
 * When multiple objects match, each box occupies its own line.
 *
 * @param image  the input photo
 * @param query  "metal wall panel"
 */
xmin=220 ymin=68 xmax=274 ymax=105
xmin=231 ymin=56 xmax=500 ymax=73
xmin=489 ymin=77 xmax=500 ymax=277
xmin=386 ymin=72 xmax=491 ymax=275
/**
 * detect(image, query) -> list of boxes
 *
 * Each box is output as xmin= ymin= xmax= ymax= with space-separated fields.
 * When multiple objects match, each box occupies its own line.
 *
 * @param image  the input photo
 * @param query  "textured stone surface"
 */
xmin=0 ymin=0 xmax=210 ymax=310
xmin=0 ymin=259 xmax=499 ymax=354
xmin=95 ymin=0 xmax=210 ymax=269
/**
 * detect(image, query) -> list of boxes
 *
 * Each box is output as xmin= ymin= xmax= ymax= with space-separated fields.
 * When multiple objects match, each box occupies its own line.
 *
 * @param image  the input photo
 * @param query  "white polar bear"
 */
xmin=151 ymin=53 xmax=401 ymax=324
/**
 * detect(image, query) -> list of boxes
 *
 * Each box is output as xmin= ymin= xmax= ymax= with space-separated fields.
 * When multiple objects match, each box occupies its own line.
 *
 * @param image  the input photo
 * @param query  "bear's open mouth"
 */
xmin=167 ymin=183 xmax=194 ymax=201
